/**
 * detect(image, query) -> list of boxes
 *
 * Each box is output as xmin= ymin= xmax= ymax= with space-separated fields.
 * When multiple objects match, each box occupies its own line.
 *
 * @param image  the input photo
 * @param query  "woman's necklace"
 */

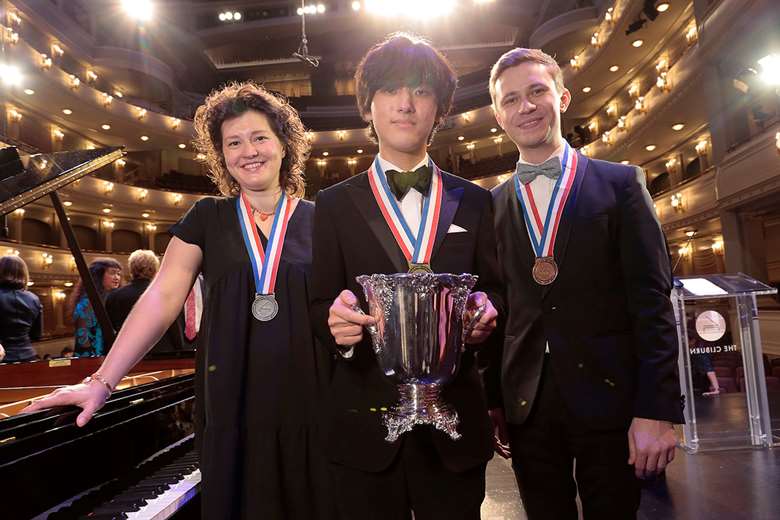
xmin=248 ymin=190 xmax=282 ymax=221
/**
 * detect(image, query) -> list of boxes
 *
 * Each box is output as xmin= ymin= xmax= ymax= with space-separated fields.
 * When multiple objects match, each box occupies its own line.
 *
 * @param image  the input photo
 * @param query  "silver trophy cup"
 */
xmin=356 ymin=273 xmax=483 ymax=442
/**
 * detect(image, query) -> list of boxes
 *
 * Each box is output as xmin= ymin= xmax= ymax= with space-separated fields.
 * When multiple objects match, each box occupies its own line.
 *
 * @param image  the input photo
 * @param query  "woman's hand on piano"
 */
xmin=21 ymin=380 xmax=109 ymax=427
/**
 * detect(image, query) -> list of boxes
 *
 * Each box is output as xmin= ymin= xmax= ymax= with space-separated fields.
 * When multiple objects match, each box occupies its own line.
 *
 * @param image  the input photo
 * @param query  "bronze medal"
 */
xmin=252 ymin=293 xmax=278 ymax=321
xmin=408 ymin=262 xmax=433 ymax=274
xmin=532 ymin=257 xmax=558 ymax=285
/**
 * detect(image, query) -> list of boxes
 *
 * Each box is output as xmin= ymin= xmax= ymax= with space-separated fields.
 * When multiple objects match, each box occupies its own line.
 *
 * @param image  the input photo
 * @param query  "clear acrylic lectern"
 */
xmin=673 ymin=273 xmax=778 ymax=452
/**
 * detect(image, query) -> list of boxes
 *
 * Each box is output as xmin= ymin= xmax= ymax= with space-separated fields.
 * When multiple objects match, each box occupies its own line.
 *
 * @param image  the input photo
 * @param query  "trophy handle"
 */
xmin=352 ymin=305 xmax=379 ymax=337
xmin=462 ymin=303 xmax=487 ymax=344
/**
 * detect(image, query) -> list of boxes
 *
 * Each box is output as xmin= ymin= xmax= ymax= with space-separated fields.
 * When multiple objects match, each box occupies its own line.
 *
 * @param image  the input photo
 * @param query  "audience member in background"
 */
xmin=69 ymin=258 xmax=122 ymax=357
xmin=0 ymin=255 xmax=42 ymax=363
xmin=106 ymin=250 xmax=184 ymax=356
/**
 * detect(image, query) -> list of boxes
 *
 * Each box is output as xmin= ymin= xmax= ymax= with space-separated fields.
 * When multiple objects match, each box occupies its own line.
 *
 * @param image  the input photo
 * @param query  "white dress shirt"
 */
xmin=516 ymin=144 xmax=566 ymax=354
xmin=377 ymin=153 xmax=431 ymax=235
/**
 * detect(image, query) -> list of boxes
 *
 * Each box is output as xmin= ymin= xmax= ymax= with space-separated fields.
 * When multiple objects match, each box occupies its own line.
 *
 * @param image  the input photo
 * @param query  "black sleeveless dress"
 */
xmin=170 ymin=197 xmax=336 ymax=519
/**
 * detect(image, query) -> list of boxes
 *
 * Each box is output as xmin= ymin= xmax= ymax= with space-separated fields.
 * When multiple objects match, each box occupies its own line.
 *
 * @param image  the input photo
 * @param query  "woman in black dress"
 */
xmin=24 ymin=82 xmax=336 ymax=519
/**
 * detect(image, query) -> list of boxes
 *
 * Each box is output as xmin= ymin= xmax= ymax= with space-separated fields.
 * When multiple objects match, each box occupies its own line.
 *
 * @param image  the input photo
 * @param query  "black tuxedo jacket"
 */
xmin=310 ymin=168 xmax=504 ymax=473
xmin=105 ymin=278 xmax=185 ymax=355
xmin=486 ymin=154 xmax=684 ymax=430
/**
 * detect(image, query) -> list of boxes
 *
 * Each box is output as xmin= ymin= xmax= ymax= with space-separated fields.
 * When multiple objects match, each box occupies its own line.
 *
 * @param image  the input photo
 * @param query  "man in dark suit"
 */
xmin=106 ymin=249 xmax=184 ymax=355
xmin=310 ymin=33 xmax=504 ymax=519
xmin=485 ymin=48 xmax=684 ymax=519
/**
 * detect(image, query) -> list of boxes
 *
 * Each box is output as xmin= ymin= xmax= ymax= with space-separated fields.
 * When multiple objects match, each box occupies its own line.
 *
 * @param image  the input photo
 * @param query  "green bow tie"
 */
xmin=385 ymin=165 xmax=433 ymax=199
xmin=515 ymin=157 xmax=562 ymax=185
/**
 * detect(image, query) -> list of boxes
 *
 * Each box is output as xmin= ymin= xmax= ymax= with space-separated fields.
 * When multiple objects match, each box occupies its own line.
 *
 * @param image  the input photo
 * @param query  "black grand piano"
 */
xmin=0 ymin=145 xmax=200 ymax=519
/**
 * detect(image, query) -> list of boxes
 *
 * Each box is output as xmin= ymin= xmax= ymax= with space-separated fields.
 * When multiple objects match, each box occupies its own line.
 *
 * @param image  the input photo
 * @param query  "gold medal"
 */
xmin=532 ymin=257 xmax=558 ymax=285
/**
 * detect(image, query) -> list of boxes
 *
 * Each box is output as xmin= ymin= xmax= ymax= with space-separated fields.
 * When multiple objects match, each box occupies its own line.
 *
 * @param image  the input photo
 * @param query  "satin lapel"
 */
xmin=346 ymin=173 xmax=408 ymax=273
xmin=503 ymin=178 xmax=535 ymax=270
xmin=430 ymin=173 xmax=463 ymax=262
xmin=541 ymin=152 xmax=589 ymax=299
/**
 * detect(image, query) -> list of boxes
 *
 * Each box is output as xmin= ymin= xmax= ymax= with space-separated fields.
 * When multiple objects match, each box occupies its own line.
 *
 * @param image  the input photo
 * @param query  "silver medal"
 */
xmin=252 ymin=293 xmax=278 ymax=321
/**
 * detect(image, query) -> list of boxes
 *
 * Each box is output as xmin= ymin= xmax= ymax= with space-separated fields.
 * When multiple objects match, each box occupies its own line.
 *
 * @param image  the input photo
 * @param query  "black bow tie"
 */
xmin=385 ymin=165 xmax=433 ymax=199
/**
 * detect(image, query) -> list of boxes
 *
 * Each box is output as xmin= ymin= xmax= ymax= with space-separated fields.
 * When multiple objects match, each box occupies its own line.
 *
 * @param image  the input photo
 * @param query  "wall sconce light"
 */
xmin=51 ymin=127 xmax=65 ymax=140
xmin=85 ymin=69 xmax=98 ymax=82
xmin=316 ymin=158 xmax=326 ymax=167
xmin=461 ymin=113 xmax=472 ymax=124
xmin=604 ymin=7 xmax=614 ymax=22
xmin=13 ymin=208 xmax=25 ymax=217
xmin=51 ymin=43 xmax=64 ymax=57
xmin=466 ymin=142 xmax=476 ymax=150
xmin=570 ymin=54 xmax=581 ymax=70
xmin=113 ymin=88 xmax=123 ymax=98
xmin=115 ymin=158 xmax=126 ymax=168
xmin=590 ymin=32 xmax=601 ymax=47
xmin=137 ymin=108 xmax=147 ymax=120
xmin=336 ymin=130 xmax=347 ymax=141
xmin=145 ymin=223 xmax=157 ymax=232
xmin=628 ymin=81 xmax=641 ymax=98
xmin=678 ymin=244 xmax=692 ymax=257
xmin=7 ymin=10 xmax=22 ymax=26
xmin=196 ymin=153 xmax=206 ymax=161
xmin=711 ymin=239 xmax=724 ymax=255
xmin=775 ymin=131 xmax=779 ymax=153
xmin=103 ymin=220 xmax=115 ymax=229
xmin=634 ymin=96 xmax=647 ymax=114
xmin=4 ymin=27 xmax=19 ymax=45
xmin=170 ymin=117 xmax=181 ymax=130
xmin=685 ymin=21 xmax=698 ymax=45
xmin=695 ymin=139 xmax=709 ymax=155
xmin=656 ymin=72 xmax=670 ymax=92
xmin=102 ymin=93 xmax=113 ymax=106
xmin=40 ymin=53 xmax=52 ymax=69
xmin=172 ymin=193 xmax=183 ymax=206
xmin=305 ymin=131 xmax=314 ymax=142
xmin=601 ymin=131 xmax=613 ymax=145
xmin=6 ymin=248 xmax=21 ymax=256
xmin=588 ymin=119 xmax=599 ymax=134
xmin=617 ymin=115 xmax=627 ymax=131
xmin=69 ymin=75 xmax=80 ymax=89
xmin=103 ymin=181 xmax=114 ymax=194
xmin=53 ymin=290 xmax=67 ymax=301
xmin=493 ymin=136 xmax=503 ymax=144
xmin=347 ymin=158 xmax=357 ymax=166
xmin=41 ymin=252 xmax=54 ymax=269
xmin=665 ymin=157 xmax=678 ymax=173
xmin=605 ymin=102 xmax=618 ymax=117
xmin=656 ymin=56 xmax=669 ymax=73
xmin=670 ymin=192 xmax=685 ymax=212
xmin=8 ymin=108 xmax=22 ymax=122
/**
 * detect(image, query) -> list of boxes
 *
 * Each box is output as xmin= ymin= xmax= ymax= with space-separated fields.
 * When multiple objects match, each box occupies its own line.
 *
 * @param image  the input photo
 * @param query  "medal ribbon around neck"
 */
xmin=236 ymin=192 xmax=293 ymax=295
xmin=367 ymin=156 xmax=443 ymax=265
xmin=513 ymin=142 xmax=578 ymax=258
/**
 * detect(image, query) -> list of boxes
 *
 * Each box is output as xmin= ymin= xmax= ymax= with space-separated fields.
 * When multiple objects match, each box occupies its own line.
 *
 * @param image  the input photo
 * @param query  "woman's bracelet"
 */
xmin=81 ymin=373 xmax=114 ymax=397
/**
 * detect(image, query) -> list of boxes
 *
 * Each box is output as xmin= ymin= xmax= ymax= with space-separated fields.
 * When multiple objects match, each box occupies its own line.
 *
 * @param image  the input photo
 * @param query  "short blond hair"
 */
xmin=489 ymin=48 xmax=564 ymax=105
xmin=128 ymin=250 xmax=159 ymax=281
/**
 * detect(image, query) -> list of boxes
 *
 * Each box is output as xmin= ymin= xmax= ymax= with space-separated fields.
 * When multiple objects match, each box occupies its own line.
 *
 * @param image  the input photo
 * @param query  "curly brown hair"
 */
xmin=355 ymin=32 xmax=457 ymax=145
xmin=193 ymin=81 xmax=310 ymax=197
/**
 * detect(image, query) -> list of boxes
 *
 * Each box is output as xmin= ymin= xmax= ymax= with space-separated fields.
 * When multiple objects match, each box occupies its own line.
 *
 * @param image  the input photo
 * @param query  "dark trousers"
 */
xmin=507 ymin=357 xmax=640 ymax=520
xmin=330 ymin=426 xmax=486 ymax=520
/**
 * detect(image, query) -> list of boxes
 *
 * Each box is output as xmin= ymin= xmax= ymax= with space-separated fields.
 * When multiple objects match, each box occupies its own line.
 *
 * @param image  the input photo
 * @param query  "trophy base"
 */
xmin=382 ymin=383 xmax=461 ymax=442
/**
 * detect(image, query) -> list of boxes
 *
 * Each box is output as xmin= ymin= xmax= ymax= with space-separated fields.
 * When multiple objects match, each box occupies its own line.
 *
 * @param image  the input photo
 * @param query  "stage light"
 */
xmin=364 ymin=0 xmax=456 ymax=18
xmin=0 ymin=63 xmax=23 ymax=87
xmin=758 ymin=53 xmax=780 ymax=86
xmin=352 ymin=1 xmax=361 ymax=10
xmin=122 ymin=0 xmax=154 ymax=22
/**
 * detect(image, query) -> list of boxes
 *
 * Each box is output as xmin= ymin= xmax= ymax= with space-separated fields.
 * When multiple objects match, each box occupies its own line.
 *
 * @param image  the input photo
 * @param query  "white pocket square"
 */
xmin=447 ymin=224 xmax=467 ymax=234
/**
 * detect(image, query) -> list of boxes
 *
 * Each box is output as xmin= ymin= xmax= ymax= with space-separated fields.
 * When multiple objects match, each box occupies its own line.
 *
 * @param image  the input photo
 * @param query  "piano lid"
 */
xmin=0 ymin=145 xmax=125 ymax=216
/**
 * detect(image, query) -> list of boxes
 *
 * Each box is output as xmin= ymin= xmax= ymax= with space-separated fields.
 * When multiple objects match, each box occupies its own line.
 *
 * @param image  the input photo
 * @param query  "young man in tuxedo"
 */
xmin=485 ymin=48 xmax=683 ymax=519
xmin=310 ymin=33 xmax=504 ymax=519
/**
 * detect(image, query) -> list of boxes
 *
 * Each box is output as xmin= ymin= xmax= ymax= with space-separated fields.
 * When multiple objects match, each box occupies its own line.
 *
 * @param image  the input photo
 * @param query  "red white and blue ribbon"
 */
xmin=235 ymin=192 xmax=293 ymax=295
xmin=367 ymin=156 xmax=443 ymax=265
xmin=513 ymin=143 xmax=578 ymax=258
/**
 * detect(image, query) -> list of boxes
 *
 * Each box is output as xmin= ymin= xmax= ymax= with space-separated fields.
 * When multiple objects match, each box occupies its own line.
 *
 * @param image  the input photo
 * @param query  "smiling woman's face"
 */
xmin=221 ymin=109 xmax=285 ymax=194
